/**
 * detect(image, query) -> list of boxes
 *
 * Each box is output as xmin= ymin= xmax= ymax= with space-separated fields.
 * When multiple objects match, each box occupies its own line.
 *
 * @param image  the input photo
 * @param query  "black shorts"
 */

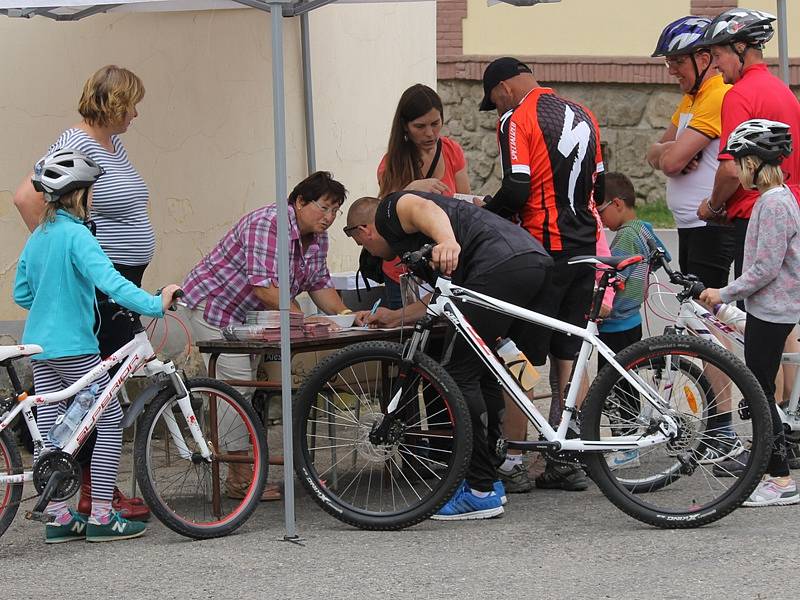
xmin=597 ymin=323 xmax=643 ymax=372
xmin=677 ymin=225 xmax=735 ymax=289
xmin=516 ymin=248 xmax=595 ymax=365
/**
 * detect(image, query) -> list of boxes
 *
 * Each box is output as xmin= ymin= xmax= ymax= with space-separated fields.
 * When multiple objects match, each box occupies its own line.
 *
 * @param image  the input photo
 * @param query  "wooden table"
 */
xmin=196 ymin=326 xmax=444 ymax=466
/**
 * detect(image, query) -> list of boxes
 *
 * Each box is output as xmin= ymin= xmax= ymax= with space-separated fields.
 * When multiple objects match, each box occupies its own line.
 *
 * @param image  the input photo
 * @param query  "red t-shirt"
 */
xmin=719 ymin=63 xmax=800 ymax=219
xmin=377 ymin=136 xmax=467 ymax=282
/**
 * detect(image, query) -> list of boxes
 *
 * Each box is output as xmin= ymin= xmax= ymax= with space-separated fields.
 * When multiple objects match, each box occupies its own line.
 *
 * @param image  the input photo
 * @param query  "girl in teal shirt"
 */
xmin=14 ymin=149 xmax=179 ymax=543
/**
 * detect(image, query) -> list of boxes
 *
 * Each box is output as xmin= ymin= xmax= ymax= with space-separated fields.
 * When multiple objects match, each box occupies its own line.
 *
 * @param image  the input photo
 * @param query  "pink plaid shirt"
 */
xmin=182 ymin=203 xmax=333 ymax=327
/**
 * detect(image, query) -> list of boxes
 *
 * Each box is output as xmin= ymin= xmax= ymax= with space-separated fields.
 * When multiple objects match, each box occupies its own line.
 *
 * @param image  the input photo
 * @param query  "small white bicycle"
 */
xmin=293 ymin=245 xmax=772 ymax=530
xmin=647 ymin=239 xmax=800 ymax=460
xmin=0 ymin=292 xmax=268 ymax=539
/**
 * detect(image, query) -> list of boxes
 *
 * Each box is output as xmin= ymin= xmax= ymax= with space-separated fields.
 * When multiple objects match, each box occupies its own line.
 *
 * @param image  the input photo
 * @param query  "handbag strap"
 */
xmin=423 ymin=138 xmax=443 ymax=179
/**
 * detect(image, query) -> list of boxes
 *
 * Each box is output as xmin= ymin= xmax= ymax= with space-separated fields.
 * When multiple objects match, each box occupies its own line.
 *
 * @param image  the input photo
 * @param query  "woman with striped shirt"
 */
xmin=13 ymin=65 xmax=153 ymax=521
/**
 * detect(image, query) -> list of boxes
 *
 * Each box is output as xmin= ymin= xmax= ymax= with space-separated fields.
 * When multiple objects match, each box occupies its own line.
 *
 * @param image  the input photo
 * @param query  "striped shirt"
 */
xmin=49 ymin=128 xmax=154 ymax=266
xmin=181 ymin=203 xmax=334 ymax=328
xmin=600 ymin=220 xmax=668 ymax=333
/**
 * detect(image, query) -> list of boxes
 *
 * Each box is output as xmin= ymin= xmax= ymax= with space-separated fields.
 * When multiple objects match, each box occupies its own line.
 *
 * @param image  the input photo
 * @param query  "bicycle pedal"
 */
xmin=25 ymin=510 xmax=55 ymax=523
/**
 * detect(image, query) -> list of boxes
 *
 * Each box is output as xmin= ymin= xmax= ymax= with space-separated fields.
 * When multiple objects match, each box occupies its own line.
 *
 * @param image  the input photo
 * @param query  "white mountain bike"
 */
xmin=0 ymin=291 xmax=268 ymax=539
xmin=293 ymin=245 xmax=772 ymax=530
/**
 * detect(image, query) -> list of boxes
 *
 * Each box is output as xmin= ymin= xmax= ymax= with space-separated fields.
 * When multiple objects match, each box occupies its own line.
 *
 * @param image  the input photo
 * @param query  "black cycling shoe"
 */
xmin=535 ymin=461 xmax=590 ymax=491
xmin=711 ymin=450 xmax=750 ymax=478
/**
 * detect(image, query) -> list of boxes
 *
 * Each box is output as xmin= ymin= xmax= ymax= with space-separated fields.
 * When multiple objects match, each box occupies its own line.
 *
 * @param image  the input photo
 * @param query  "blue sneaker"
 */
xmin=493 ymin=480 xmax=508 ymax=506
xmin=431 ymin=482 xmax=504 ymax=521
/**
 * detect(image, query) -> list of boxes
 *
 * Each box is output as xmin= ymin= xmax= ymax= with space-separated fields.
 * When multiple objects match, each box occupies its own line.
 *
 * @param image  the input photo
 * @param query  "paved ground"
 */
xmin=0 ymin=440 xmax=794 ymax=600
xmin=0 ymin=475 xmax=794 ymax=600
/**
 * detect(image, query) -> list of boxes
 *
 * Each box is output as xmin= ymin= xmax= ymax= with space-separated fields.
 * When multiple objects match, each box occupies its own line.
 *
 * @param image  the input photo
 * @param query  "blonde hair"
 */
xmin=78 ymin=65 xmax=145 ymax=128
xmin=736 ymin=156 xmax=785 ymax=191
xmin=41 ymin=188 xmax=89 ymax=228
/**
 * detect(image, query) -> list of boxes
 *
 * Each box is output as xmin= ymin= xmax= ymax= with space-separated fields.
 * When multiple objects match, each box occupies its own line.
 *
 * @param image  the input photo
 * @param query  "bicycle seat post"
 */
xmin=588 ymin=270 xmax=614 ymax=323
xmin=1 ymin=360 xmax=26 ymax=397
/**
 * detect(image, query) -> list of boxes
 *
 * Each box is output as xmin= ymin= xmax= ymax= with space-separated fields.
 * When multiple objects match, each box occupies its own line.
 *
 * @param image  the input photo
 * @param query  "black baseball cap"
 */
xmin=479 ymin=57 xmax=533 ymax=111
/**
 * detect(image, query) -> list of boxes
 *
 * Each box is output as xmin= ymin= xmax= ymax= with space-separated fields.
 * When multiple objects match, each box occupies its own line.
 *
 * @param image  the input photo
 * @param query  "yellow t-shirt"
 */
xmin=666 ymin=74 xmax=731 ymax=228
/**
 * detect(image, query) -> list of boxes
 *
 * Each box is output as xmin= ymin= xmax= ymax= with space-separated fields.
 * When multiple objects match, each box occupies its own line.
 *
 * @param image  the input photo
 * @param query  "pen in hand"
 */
xmin=364 ymin=298 xmax=382 ymax=328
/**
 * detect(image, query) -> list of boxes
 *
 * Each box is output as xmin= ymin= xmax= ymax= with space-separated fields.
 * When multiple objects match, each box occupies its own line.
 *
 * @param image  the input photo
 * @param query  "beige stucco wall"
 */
xmin=749 ymin=0 xmax=800 ymax=57
xmin=0 ymin=3 xmax=436 ymax=323
xmin=462 ymin=0 xmax=798 ymax=59
xmin=462 ymin=0 xmax=691 ymax=57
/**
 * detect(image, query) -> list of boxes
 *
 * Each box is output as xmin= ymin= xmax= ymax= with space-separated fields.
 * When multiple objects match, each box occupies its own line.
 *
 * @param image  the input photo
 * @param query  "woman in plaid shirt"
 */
xmin=182 ymin=171 xmax=353 ymax=500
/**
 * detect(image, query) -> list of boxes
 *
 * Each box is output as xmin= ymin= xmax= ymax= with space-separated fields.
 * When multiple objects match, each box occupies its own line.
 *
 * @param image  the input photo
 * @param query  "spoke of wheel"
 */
xmin=316 ymin=445 xmax=359 ymax=480
xmin=398 ymin=446 xmax=442 ymax=483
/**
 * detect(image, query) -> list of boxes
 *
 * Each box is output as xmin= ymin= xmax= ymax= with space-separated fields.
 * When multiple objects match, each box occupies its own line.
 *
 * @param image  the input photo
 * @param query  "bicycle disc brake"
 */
xmin=32 ymin=450 xmax=81 ymax=501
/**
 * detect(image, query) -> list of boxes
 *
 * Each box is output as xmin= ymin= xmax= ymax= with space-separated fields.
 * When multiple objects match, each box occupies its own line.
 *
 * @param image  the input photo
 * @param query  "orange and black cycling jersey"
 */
xmin=486 ymin=88 xmax=604 ymax=253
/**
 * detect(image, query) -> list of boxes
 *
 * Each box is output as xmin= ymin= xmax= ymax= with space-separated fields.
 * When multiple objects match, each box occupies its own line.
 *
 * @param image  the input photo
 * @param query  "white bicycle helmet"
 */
xmin=32 ymin=149 xmax=104 ymax=203
xmin=725 ymin=119 xmax=792 ymax=165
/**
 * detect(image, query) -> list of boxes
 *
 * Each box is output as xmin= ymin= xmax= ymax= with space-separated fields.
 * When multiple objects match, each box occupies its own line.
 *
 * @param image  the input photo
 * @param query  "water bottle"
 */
xmin=496 ymin=338 xmax=539 ymax=392
xmin=713 ymin=303 xmax=746 ymax=333
xmin=48 ymin=384 xmax=99 ymax=448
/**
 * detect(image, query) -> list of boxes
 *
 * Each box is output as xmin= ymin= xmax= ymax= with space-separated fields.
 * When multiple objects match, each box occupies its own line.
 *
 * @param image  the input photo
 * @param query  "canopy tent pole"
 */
xmin=777 ymin=0 xmax=789 ymax=84
xmin=300 ymin=9 xmax=316 ymax=172
xmin=268 ymin=0 xmax=300 ymax=542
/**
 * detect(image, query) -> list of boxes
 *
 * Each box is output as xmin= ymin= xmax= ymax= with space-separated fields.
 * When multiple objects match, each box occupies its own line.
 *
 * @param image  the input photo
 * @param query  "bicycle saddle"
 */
xmin=0 ymin=344 xmax=43 ymax=362
xmin=567 ymin=255 xmax=643 ymax=271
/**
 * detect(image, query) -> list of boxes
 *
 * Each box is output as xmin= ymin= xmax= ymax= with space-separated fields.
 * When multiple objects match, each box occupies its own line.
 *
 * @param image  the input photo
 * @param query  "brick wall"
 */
xmin=690 ymin=0 xmax=738 ymax=17
xmin=436 ymin=0 xmax=466 ymax=57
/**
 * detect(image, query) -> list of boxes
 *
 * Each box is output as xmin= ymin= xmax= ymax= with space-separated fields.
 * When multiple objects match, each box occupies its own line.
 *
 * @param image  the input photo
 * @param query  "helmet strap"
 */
xmin=688 ymin=54 xmax=710 ymax=95
xmin=751 ymin=161 xmax=768 ymax=190
xmin=730 ymin=42 xmax=747 ymax=71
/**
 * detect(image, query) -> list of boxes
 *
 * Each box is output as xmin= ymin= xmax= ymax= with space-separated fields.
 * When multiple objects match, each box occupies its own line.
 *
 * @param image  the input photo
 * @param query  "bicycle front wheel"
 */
xmin=294 ymin=341 xmax=472 ymax=530
xmin=582 ymin=335 xmax=771 ymax=528
xmin=0 ymin=430 xmax=22 ymax=538
xmin=609 ymin=355 xmax=714 ymax=493
xmin=134 ymin=378 xmax=268 ymax=539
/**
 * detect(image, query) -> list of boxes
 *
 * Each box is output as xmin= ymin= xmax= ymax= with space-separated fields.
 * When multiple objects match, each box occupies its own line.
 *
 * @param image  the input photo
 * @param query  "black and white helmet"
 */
xmin=701 ymin=8 xmax=775 ymax=49
xmin=31 ymin=149 xmax=104 ymax=202
xmin=725 ymin=119 xmax=792 ymax=165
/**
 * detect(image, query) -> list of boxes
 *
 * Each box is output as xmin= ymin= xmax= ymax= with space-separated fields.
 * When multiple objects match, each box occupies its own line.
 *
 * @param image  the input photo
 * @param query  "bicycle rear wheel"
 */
xmin=0 ymin=430 xmax=22 ymax=538
xmin=582 ymin=335 xmax=771 ymax=528
xmin=134 ymin=378 xmax=268 ymax=539
xmin=294 ymin=341 xmax=472 ymax=530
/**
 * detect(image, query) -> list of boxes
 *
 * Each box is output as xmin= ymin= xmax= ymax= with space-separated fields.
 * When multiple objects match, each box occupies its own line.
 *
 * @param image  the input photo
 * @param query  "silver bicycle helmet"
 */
xmin=701 ymin=9 xmax=775 ymax=49
xmin=725 ymin=119 xmax=792 ymax=165
xmin=31 ymin=149 xmax=104 ymax=203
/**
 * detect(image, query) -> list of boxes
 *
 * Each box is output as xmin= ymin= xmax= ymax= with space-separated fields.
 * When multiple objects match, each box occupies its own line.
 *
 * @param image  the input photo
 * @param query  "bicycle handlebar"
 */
xmin=645 ymin=238 xmax=706 ymax=300
xmin=400 ymin=244 xmax=438 ymax=282
xmin=102 ymin=287 xmax=185 ymax=317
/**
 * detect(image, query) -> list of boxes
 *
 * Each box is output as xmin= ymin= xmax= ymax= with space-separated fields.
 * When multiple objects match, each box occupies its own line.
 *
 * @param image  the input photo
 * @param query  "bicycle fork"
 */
xmin=162 ymin=372 xmax=213 ymax=462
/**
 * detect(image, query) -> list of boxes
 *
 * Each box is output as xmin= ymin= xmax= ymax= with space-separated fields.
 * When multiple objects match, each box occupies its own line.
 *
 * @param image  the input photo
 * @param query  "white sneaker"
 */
xmin=606 ymin=449 xmax=640 ymax=470
xmin=743 ymin=476 xmax=800 ymax=507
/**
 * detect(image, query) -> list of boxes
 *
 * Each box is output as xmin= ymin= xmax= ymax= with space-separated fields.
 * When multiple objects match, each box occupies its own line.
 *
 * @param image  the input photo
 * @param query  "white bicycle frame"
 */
xmin=0 ymin=330 xmax=211 ymax=486
xmin=389 ymin=276 xmax=681 ymax=453
xmin=672 ymin=297 xmax=800 ymax=433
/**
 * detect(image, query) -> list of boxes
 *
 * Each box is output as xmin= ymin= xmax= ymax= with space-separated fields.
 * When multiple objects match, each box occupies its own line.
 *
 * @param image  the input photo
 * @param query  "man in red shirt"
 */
xmin=697 ymin=8 xmax=800 ymax=279
xmin=697 ymin=8 xmax=800 ymax=472
xmin=479 ymin=57 xmax=605 ymax=492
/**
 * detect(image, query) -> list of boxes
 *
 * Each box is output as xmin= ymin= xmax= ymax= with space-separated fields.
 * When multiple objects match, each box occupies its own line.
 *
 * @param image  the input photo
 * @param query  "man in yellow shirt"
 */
xmin=646 ymin=16 xmax=738 ymax=463
xmin=647 ymin=16 xmax=735 ymax=293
